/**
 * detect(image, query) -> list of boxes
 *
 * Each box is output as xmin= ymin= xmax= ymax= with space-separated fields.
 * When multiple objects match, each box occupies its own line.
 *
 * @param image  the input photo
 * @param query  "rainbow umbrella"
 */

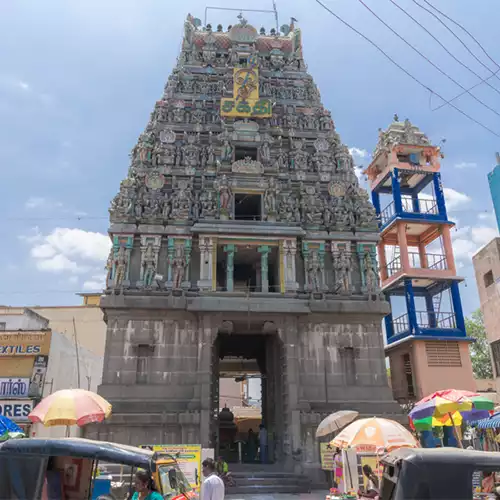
xmin=409 ymin=389 xmax=494 ymax=433
xmin=29 ymin=389 xmax=112 ymax=434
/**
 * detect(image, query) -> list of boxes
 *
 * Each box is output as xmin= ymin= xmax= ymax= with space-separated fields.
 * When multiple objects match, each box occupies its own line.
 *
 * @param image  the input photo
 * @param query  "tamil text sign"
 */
xmin=141 ymin=444 xmax=202 ymax=489
xmin=0 ymin=378 xmax=30 ymax=398
xmin=0 ymin=332 xmax=51 ymax=356
xmin=0 ymin=399 xmax=34 ymax=422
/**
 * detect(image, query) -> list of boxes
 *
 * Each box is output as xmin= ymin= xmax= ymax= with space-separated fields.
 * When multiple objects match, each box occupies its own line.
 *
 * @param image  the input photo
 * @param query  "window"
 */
xmin=234 ymin=193 xmax=262 ymax=221
xmin=0 ymin=322 xmax=5 ymax=331
xmin=235 ymin=146 xmax=257 ymax=161
xmin=396 ymin=153 xmax=410 ymax=164
xmin=136 ymin=344 xmax=152 ymax=384
xmin=484 ymin=270 xmax=494 ymax=288
xmin=426 ymin=341 xmax=461 ymax=367
xmin=403 ymin=353 xmax=415 ymax=398
xmin=491 ymin=340 xmax=500 ymax=376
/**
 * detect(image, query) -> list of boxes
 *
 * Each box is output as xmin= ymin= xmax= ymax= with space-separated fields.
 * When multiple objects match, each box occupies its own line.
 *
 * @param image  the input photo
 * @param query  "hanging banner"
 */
xmin=0 ymin=399 xmax=34 ymax=421
xmin=141 ymin=444 xmax=202 ymax=489
xmin=29 ymin=355 xmax=49 ymax=398
xmin=0 ymin=378 xmax=30 ymax=398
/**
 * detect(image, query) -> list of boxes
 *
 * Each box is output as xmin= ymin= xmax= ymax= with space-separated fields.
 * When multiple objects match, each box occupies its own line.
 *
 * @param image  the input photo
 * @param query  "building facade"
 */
xmin=90 ymin=15 xmax=400 ymax=479
xmin=365 ymin=118 xmax=474 ymax=402
xmin=0 ymin=308 xmax=102 ymax=438
xmin=488 ymin=154 xmax=500 ymax=233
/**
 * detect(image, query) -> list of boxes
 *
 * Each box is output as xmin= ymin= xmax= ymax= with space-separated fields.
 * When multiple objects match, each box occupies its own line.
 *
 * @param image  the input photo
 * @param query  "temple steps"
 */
xmin=227 ymin=471 xmax=311 ymax=495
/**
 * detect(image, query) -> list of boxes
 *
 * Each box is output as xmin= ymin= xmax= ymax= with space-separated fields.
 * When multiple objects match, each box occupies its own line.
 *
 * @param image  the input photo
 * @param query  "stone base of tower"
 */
xmin=386 ymin=337 xmax=475 ymax=403
xmin=85 ymin=294 xmax=403 ymax=485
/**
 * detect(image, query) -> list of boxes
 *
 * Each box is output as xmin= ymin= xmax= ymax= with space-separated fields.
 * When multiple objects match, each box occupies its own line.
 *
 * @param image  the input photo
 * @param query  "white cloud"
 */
xmin=24 ymin=197 xmax=63 ymax=210
xmin=18 ymin=81 xmax=30 ymax=91
xmin=82 ymin=273 xmax=107 ymax=291
xmin=67 ymin=276 xmax=78 ymax=285
xmin=443 ymin=188 xmax=471 ymax=211
xmin=479 ymin=212 xmax=496 ymax=224
xmin=23 ymin=227 xmax=111 ymax=275
xmin=471 ymin=226 xmax=499 ymax=246
xmin=349 ymin=147 xmax=369 ymax=160
xmin=454 ymin=161 xmax=477 ymax=169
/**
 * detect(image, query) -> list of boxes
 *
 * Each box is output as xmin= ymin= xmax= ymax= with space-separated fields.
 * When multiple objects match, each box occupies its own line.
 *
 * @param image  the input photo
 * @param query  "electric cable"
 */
xmin=312 ymin=0 xmax=500 ymax=138
xmin=411 ymin=0 xmax=500 ymax=111
xmin=387 ymin=0 xmax=500 ymax=98
xmin=355 ymin=0 xmax=500 ymax=119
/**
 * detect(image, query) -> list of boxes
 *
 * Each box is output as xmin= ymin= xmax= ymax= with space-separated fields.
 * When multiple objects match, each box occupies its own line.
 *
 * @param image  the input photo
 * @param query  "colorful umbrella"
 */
xmin=409 ymin=389 xmax=494 ymax=428
xmin=29 ymin=389 xmax=112 ymax=427
xmin=331 ymin=417 xmax=419 ymax=453
xmin=316 ymin=410 xmax=359 ymax=438
xmin=0 ymin=415 xmax=25 ymax=441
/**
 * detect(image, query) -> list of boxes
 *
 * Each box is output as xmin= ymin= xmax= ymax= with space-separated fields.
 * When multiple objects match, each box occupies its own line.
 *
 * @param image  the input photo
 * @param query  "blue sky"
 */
xmin=0 ymin=0 xmax=498 ymax=317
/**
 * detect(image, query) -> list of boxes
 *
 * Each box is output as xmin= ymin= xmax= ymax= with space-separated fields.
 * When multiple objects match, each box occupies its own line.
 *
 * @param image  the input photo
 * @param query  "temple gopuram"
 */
xmin=89 ymin=14 xmax=401 ymax=482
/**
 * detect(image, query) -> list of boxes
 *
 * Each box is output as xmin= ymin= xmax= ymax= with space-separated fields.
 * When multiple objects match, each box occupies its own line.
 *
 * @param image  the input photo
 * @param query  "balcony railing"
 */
xmin=392 ymin=311 xmax=457 ymax=335
xmin=384 ymin=253 xmax=447 ymax=278
xmin=379 ymin=197 xmax=439 ymax=225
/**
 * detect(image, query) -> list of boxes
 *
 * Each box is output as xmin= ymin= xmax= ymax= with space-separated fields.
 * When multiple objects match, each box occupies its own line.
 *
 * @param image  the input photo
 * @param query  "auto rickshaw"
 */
xmin=380 ymin=447 xmax=500 ymax=500
xmin=0 ymin=437 xmax=197 ymax=500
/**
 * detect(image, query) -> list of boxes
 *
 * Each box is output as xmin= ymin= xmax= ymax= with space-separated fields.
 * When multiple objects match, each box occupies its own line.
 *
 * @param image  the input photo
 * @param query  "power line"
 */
xmin=387 ymin=0 xmax=500 ymax=98
xmin=355 ymin=0 xmax=500 ymax=119
xmin=311 ymin=0 xmax=500 ymax=138
xmin=411 ymin=0 xmax=500 ymax=111
xmin=418 ymin=0 xmax=500 ymax=74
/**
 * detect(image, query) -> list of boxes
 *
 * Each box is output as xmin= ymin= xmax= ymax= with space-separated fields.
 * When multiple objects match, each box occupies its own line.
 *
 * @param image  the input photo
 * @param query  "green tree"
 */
xmin=467 ymin=309 xmax=493 ymax=379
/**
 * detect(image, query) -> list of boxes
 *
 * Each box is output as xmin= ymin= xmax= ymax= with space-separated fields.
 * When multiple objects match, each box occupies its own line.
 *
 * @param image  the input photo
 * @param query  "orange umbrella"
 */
xmin=29 ymin=389 xmax=112 ymax=427
xmin=331 ymin=417 xmax=419 ymax=453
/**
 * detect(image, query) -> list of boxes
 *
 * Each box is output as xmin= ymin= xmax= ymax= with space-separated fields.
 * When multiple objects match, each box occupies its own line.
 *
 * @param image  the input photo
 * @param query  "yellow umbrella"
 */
xmin=331 ymin=417 xmax=419 ymax=453
xmin=29 ymin=389 xmax=112 ymax=429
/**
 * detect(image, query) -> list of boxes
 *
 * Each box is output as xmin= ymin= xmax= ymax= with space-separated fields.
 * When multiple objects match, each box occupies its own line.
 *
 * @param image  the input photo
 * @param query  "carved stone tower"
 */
xmin=365 ymin=117 xmax=475 ymax=404
xmin=90 ymin=14 xmax=400 ymax=481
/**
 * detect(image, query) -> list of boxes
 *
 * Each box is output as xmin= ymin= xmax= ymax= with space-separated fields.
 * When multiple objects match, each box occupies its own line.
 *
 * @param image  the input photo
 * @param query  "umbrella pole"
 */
xmin=448 ymin=412 xmax=463 ymax=449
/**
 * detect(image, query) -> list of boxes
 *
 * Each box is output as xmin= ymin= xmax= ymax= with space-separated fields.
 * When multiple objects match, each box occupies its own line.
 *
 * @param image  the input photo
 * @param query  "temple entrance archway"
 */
xmin=210 ymin=321 xmax=285 ymax=465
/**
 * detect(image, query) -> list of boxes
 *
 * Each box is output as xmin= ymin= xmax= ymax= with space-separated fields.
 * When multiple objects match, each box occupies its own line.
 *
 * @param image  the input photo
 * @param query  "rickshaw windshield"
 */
xmin=159 ymin=464 xmax=193 ymax=498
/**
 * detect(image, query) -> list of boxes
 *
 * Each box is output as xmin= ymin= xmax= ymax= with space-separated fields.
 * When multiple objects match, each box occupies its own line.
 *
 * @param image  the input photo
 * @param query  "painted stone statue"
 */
xmin=215 ymin=175 xmax=232 ymax=219
xmin=142 ymin=243 xmax=157 ymax=288
xmin=335 ymin=249 xmax=351 ymax=294
xmin=172 ymin=245 xmax=186 ymax=289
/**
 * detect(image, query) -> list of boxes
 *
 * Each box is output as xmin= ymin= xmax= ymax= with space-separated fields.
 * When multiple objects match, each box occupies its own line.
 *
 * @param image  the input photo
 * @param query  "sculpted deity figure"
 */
xmin=200 ymin=189 xmax=218 ymax=218
xmin=221 ymin=140 xmax=233 ymax=162
xmin=364 ymin=251 xmax=378 ymax=294
xmin=264 ymin=177 xmax=279 ymax=216
xmin=215 ymin=175 xmax=232 ymax=213
xmin=142 ymin=243 xmax=157 ymax=287
xmin=335 ymin=249 xmax=351 ymax=294
xmin=114 ymin=246 xmax=128 ymax=288
xmin=260 ymin=138 xmax=271 ymax=165
xmin=172 ymin=245 xmax=186 ymax=289
xmin=171 ymin=180 xmax=193 ymax=220
xmin=307 ymin=251 xmax=322 ymax=292
xmin=105 ymin=250 xmax=114 ymax=286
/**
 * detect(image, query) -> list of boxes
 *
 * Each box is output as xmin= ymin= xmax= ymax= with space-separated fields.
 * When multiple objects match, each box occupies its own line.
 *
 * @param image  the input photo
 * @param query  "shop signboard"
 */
xmin=0 ymin=377 xmax=30 ymax=398
xmin=0 ymin=331 xmax=51 ymax=356
xmin=140 ymin=444 xmax=202 ymax=489
xmin=28 ymin=355 xmax=49 ymax=397
xmin=0 ymin=399 xmax=34 ymax=421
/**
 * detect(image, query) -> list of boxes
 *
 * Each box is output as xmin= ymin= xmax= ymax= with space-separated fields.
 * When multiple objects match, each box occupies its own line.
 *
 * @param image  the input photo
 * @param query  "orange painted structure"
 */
xmin=364 ymin=118 xmax=474 ymax=402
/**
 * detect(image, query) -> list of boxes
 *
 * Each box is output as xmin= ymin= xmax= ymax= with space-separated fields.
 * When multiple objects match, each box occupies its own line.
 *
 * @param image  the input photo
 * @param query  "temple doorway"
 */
xmin=211 ymin=325 xmax=284 ymax=465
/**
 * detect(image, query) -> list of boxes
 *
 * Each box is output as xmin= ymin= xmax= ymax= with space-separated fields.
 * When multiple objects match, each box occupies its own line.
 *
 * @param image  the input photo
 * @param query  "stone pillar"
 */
xmin=302 ymin=242 xmax=310 ymax=290
xmin=258 ymin=245 xmax=270 ymax=293
xmin=167 ymin=237 xmax=175 ymax=285
xmin=224 ymin=244 xmax=236 ymax=292
xmin=198 ymin=237 xmax=215 ymax=291
xmin=182 ymin=238 xmax=192 ymax=289
xmin=281 ymin=239 xmax=298 ymax=293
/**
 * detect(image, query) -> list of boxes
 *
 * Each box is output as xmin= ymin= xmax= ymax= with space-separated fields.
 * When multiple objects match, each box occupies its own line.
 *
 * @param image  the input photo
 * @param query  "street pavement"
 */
xmin=227 ymin=493 xmax=326 ymax=500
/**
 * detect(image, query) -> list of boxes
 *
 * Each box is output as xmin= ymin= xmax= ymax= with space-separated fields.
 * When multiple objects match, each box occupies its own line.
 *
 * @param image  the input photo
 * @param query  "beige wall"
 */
xmin=219 ymin=377 xmax=244 ymax=408
xmin=473 ymin=238 xmax=500 ymax=345
xmin=0 ymin=305 xmax=106 ymax=357
xmin=389 ymin=339 xmax=475 ymax=400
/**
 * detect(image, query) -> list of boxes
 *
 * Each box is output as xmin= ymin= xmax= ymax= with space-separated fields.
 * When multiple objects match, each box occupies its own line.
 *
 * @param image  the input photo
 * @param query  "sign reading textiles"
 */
xmin=0 ymin=378 xmax=29 ymax=398
xmin=0 ymin=399 xmax=33 ymax=421
xmin=0 ymin=332 xmax=50 ymax=356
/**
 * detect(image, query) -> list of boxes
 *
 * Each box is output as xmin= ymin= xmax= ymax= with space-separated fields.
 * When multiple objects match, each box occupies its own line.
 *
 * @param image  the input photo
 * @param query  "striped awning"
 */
xmin=472 ymin=413 xmax=500 ymax=429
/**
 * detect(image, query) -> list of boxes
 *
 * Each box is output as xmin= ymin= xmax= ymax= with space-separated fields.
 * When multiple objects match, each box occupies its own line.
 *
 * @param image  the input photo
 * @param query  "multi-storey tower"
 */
xmin=89 ymin=14 xmax=401 ymax=480
xmin=365 ymin=117 xmax=475 ymax=403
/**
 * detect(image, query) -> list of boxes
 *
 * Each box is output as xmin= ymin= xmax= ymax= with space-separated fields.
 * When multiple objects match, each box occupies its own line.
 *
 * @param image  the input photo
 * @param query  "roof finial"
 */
xmin=393 ymin=113 xmax=399 ymax=122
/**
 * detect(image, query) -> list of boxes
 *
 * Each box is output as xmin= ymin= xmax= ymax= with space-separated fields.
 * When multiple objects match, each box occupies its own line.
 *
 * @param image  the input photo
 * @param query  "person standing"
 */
xmin=333 ymin=447 xmax=344 ymax=492
xmin=259 ymin=424 xmax=268 ymax=464
xmin=201 ymin=458 xmax=225 ymax=500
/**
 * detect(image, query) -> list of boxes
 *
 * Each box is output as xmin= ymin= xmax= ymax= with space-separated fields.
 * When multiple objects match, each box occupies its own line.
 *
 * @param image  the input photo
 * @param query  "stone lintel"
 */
xmin=305 ymin=230 xmax=380 ymax=243
xmin=191 ymin=221 xmax=305 ymax=237
xmin=109 ymin=223 xmax=138 ymax=234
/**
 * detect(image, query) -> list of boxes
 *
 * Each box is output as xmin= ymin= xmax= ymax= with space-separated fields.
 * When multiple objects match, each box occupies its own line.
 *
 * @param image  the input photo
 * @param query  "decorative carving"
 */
xmin=171 ymin=244 xmax=186 ymax=289
xmin=364 ymin=250 xmax=378 ymax=295
xmin=334 ymin=247 xmax=351 ymax=295
xmin=264 ymin=177 xmax=280 ymax=221
xmin=374 ymin=117 xmax=430 ymax=157
xmin=306 ymin=250 xmax=323 ymax=292
xmin=139 ymin=236 xmax=161 ymax=288
xmin=214 ymin=175 xmax=233 ymax=219
xmin=170 ymin=177 xmax=193 ymax=221
xmin=232 ymin=157 xmax=264 ymax=174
